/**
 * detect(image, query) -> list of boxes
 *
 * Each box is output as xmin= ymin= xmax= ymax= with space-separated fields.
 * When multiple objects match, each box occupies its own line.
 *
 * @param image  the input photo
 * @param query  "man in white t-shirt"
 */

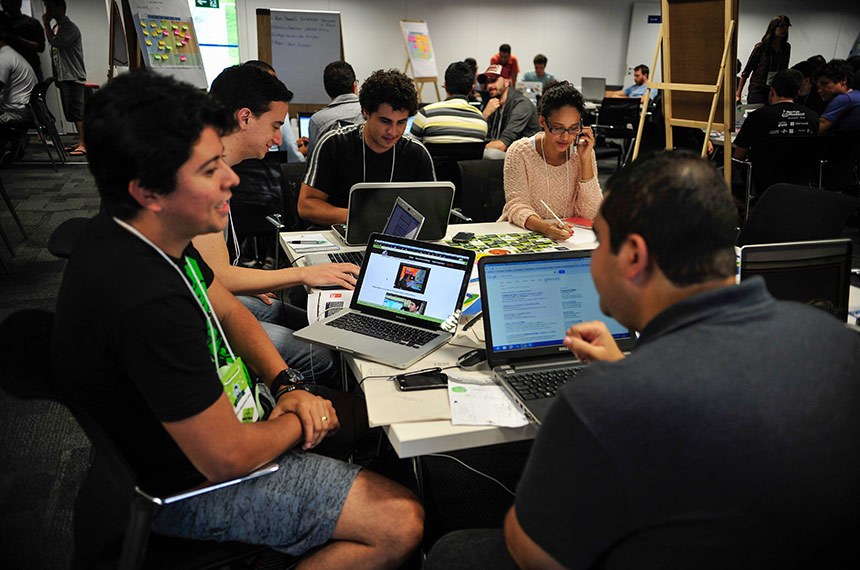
xmin=0 ymin=17 xmax=36 ymax=160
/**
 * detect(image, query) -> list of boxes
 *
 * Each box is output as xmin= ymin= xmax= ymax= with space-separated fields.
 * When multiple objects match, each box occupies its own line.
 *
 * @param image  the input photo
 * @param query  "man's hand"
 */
xmin=564 ymin=321 xmax=625 ymax=363
xmin=483 ymin=97 xmax=501 ymax=118
xmin=270 ymin=389 xmax=339 ymax=450
xmin=255 ymin=292 xmax=278 ymax=305
xmin=302 ymin=263 xmax=360 ymax=289
xmin=297 ymin=137 xmax=309 ymax=157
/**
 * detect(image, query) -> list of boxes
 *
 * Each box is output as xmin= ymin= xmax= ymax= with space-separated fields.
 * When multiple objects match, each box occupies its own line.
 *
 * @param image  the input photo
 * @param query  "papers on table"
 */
xmin=307 ymin=290 xmax=353 ymax=323
xmin=447 ymin=371 xmax=529 ymax=428
xmin=285 ymin=233 xmax=339 ymax=253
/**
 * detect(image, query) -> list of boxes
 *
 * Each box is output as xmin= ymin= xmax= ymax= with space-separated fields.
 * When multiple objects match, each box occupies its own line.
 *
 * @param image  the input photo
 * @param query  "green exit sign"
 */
xmin=195 ymin=0 xmax=219 ymax=8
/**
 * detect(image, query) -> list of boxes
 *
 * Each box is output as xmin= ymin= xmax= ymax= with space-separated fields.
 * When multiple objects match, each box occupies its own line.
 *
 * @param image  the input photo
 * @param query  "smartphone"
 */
xmin=396 ymin=369 xmax=449 ymax=391
xmin=452 ymin=231 xmax=474 ymax=243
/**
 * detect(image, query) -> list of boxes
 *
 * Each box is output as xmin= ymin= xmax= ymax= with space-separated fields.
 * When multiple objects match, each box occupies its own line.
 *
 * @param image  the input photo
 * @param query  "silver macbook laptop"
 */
xmin=580 ymin=77 xmax=607 ymax=103
xmin=294 ymin=233 xmax=476 ymax=369
xmin=299 ymin=196 xmax=427 ymax=271
xmin=479 ymin=250 xmax=636 ymax=424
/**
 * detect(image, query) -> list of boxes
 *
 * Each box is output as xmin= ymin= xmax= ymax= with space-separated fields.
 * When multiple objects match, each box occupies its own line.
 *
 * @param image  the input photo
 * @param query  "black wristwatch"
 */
xmin=271 ymin=368 xmax=309 ymax=400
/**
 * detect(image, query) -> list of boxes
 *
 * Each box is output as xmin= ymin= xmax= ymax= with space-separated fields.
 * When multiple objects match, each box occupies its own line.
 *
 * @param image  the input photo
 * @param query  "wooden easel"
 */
xmin=632 ymin=0 xmax=737 ymax=185
xmin=404 ymin=59 xmax=440 ymax=103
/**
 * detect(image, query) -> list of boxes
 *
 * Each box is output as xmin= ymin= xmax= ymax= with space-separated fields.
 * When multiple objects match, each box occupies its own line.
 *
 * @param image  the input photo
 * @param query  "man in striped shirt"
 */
xmin=410 ymin=61 xmax=488 ymax=145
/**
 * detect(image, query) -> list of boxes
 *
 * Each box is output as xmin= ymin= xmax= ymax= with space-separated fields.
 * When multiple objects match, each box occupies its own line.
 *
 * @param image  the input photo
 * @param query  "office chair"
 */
xmin=10 ymin=77 xmax=67 ymax=169
xmin=736 ymin=183 xmax=860 ymax=246
xmin=0 ymin=309 xmax=283 ymax=570
xmin=594 ymin=98 xmax=641 ymax=166
xmin=457 ymin=159 xmax=505 ymax=222
xmin=423 ymin=142 xmax=485 ymax=207
xmin=818 ymin=130 xmax=860 ymax=192
xmin=0 ymin=174 xmax=28 ymax=259
xmin=229 ymin=158 xmax=286 ymax=264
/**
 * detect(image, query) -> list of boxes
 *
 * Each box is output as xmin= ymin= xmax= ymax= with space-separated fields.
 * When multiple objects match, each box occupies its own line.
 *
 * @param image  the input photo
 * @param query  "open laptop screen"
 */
xmin=382 ymin=197 xmax=424 ymax=239
xmin=298 ymin=112 xmax=313 ymax=138
xmin=482 ymin=253 xmax=629 ymax=355
xmin=354 ymin=237 xmax=473 ymax=325
xmin=580 ymin=77 xmax=606 ymax=102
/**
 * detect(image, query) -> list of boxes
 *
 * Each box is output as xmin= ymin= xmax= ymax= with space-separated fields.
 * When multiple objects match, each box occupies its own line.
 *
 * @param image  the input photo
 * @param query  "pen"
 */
xmin=540 ymin=200 xmax=567 ymax=229
xmin=288 ymin=240 xmax=327 ymax=244
xmin=462 ymin=313 xmax=483 ymax=332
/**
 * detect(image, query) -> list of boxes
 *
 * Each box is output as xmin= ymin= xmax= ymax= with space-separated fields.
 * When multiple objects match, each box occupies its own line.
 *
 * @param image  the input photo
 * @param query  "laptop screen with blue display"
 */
xmin=482 ymin=252 xmax=629 ymax=354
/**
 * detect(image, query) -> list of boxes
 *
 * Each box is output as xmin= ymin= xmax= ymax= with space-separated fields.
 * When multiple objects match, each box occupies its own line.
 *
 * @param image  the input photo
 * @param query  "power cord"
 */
xmin=426 ymin=453 xmax=516 ymax=497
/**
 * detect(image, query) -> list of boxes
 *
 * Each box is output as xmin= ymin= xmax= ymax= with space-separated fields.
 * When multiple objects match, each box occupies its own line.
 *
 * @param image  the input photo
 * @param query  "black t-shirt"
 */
xmin=52 ymin=214 xmax=223 ymax=495
xmin=515 ymin=280 xmax=860 ymax=569
xmin=795 ymin=89 xmax=826 ymax=117
xmin=734 ymin=101 xmax=818 ymax=152
xmin=303 ymin=124 xmax=436 ymax=208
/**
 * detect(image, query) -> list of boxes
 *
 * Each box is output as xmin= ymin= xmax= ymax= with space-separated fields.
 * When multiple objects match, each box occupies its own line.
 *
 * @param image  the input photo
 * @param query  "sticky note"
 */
xmin=145 ymin=40 xmax=152 ymax=46
xmin=180 ymin=55 xmax=187 ymax=62
xmin=140 ymin=22 xmax=146 ymax=28
xmin=150 ymin=22 xmax=156 ymax=27
xmin=163 ymin=30 xmax=169 ymax=36
xmin=180 ymin=41 xmax=186 ymax=46
xmin=172 ymin=25 xmax=178 ymax=30
xmin=166 ymin=46 xmax=172 ymax=51
xmin=182 ymin=25 xmax=188 ymax=30
xmin=185 ymin=34 xmax=190 ymax=40
xmin=162 ymin=54 xmax=168 ymax=60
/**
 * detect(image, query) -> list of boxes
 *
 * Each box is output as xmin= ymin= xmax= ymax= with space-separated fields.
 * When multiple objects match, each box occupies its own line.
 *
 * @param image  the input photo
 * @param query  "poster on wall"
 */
xmin=188 ymin=0 xmax=240 ymax=87
xmin=128 ymin=0 xmax=208 ymax=88
xmin=400 ymin=20 xmax=438 ymax=79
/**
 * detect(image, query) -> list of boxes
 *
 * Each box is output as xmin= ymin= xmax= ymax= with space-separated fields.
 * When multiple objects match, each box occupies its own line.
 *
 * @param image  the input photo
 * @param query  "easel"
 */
xmin=404 ymin=59 xmax=440 ymax=103
xmin=632 ymin=0 xmax=737 ymax=186
xmin=107 ymin=0 xmax=143 ymax=82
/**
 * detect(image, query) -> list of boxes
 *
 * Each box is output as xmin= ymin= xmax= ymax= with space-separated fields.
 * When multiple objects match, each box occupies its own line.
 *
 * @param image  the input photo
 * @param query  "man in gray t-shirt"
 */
xmin=43 ymin=0 xmax=86 ymax=156
xmin=307 ymin=60 xmax=364 ymax=155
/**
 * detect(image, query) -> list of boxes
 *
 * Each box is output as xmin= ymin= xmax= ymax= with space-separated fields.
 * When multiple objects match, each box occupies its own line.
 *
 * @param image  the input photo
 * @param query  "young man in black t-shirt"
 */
xmin=299 ymin=68 xmax=435 ymax=226
xmin=52 ymin=71 xmax=422 ymax=565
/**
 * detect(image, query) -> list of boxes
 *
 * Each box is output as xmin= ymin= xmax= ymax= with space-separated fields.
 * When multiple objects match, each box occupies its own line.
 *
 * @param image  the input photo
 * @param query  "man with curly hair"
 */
xmin=298 ymin=68 xmax=436 ymax=226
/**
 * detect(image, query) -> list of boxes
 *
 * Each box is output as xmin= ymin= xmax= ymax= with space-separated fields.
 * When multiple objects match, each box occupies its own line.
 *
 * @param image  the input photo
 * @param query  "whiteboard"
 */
xmin=400 ymin=20 xmax=438 ymax=79
xmin=269 ymin=9 xmax=342 ymax=105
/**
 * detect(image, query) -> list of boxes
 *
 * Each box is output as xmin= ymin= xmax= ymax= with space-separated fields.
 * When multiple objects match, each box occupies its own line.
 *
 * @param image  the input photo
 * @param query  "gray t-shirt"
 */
xmin=0 ymin=45 xmax=36 ymax=114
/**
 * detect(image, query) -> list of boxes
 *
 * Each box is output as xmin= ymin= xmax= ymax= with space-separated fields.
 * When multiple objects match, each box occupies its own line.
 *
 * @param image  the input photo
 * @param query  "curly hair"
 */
xmin=359 ymin=69 xmax=419 ymax=116
xmin=537 ymin=80 xmax=585 ymax=121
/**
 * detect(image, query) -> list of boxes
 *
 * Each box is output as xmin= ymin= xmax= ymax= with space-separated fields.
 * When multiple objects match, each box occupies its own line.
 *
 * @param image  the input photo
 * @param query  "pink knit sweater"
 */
xmin=499 ymin=135 xmax=602 ymax=227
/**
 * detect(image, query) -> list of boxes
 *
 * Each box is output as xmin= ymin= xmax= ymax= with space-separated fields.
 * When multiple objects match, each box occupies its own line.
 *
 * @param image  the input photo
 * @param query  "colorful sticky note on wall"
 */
xmin=145 ymin=40 xmax=152 ymax=46
xmin=180 ymin=56 xmax=187 ymax=62
xmin=172 ymin=25 xmax=178 ymax=30
xmin=150 ymin=22 xmax=156 ymax=27
xmin=162 ymin=54 xmax=168 ymax=60
xmin=182 ymin=25 xmax=188 ymax=30
xmin=140 ymin=21 xmax=147 ymax=28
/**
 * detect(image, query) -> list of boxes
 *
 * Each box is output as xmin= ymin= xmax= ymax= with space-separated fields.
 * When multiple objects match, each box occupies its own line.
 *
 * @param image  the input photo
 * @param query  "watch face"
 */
xmin=285 ymin=368 xmax=305 ymax=384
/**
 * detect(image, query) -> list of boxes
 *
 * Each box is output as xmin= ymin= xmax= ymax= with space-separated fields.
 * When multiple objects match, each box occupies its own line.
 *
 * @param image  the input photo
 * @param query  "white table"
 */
xmin=279 ymin=221 xmax=597 ymax=457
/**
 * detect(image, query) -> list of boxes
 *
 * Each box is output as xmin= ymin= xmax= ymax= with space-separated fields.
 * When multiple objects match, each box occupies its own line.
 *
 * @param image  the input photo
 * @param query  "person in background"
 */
xmin=791 ymin=60 xmax=826 ymax=116
xmin=0 ymin=0 xmax=45 ymax=82
xmin=307 ymin=60 xmax=364 ymax=156
xmin=490 ymin=43 xmax=519 ymax=86
xmin=606 ymin=64 xmax=656 ymax=102
xmin=243 ymin=60 xmax=306 ymax=163
xmin=817 ymin=59 xmax=860 ymax=135
xmin=479 ymin=64 xmax=540 ymax=159
xmin=42 ymin=0 xmax=85 ymax=156
xmin=499 ymin=81 xmax=601 ymax=240
xmin=464 ymin=56 xmax=484 ymax=104
xmin=737 ymin=15 xmax=791 ymax=104
xmin=522 ymin=54 xmax=554 ymax=87
xmin=410 ymin=61 xmax=488 ymax=145
xmin=0 ymin=13 xmax=35 ymax=163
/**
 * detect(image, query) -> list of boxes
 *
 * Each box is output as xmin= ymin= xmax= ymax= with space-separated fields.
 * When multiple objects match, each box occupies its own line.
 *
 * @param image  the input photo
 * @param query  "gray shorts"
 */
xmin=151 ymin=450 xmax=361 ymax=556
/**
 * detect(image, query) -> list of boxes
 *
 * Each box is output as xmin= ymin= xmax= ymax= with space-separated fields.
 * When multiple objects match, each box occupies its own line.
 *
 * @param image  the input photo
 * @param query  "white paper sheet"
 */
xmin=447 ymin=372 xmax=529 ymax=428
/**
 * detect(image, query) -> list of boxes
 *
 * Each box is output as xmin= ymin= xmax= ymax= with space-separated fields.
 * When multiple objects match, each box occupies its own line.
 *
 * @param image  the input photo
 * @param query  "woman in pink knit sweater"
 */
xmin=499 ymin=81 xmax=602 ymax=240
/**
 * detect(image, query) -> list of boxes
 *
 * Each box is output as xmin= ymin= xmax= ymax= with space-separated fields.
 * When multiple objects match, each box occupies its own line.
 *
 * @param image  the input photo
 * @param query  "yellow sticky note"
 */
xmin=143 ymin=30 xmax=149 ymax=36
xmin=162 ymin=54 xmax=168 ymax=60
xmin=145 ymin=40 xmax=152 ymax=46
xmin=182 ymin=25 xmax=188 ymax=30
xmin=150 ymin=22 xmax=156 ymax=27
xmin=140 ymin=21 xmax=147 ymax=28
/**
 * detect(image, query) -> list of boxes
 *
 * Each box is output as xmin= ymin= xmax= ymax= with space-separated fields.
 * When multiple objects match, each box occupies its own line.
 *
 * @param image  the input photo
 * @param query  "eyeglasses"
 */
xmin=546 ymin=122 xmax=583 ymax=136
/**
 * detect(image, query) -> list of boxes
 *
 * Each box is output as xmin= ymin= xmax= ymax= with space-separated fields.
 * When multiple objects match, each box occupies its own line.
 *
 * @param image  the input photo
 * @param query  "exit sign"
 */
xmin=196 ymin=0 xmax=219 ymax=8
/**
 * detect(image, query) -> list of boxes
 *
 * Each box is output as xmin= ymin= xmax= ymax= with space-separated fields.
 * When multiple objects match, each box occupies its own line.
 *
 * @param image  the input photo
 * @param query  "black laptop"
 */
xmin=479 ymin=250 xmax=636 ymax=424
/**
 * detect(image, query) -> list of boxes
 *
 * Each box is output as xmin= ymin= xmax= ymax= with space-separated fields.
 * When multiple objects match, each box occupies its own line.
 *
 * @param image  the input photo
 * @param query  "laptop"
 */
xmin=298 ymin=112 xmax=313 ymax=138
xmin=299 ymin=196 xmax=428 ymax=269
xmin=333 ymin=181 xmax=455 ymax=246
xmin=479 ymin=250 xmax=637 ymax=424
xmin=580 ymin=77 xmax=607 ymax=103
xmin=294 ymin=234 xmax=476 ymax=369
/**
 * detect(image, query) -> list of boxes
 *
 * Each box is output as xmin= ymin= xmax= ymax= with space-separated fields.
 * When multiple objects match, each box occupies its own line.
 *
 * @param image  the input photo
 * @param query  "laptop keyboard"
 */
xmin=327 ymin=251 xmax=364 ymax=266
xmin=505 ymin=366 xmax=584 ymax=400
xmin=329 ymin=312 xmax=441 ymax=348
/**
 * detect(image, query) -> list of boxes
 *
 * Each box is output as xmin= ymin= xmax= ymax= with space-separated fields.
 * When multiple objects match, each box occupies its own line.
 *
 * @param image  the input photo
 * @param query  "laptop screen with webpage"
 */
xmin=352 ymin=236 xmax=473 ymax=326
xmin=480 ymin=251 xmax=631 ymax=365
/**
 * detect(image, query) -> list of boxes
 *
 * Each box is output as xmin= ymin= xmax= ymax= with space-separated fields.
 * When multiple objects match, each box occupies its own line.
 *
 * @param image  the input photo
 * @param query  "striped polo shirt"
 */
xmin=410 ymin=96 xmax=488 ymax=144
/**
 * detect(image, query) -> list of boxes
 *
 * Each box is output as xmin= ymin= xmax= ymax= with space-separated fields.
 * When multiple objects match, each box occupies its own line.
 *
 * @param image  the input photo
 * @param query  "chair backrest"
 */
xmin=749 ymin=135 xmax=820 ymax=192
xmin=597 ymin=98 xmax=641 ymax=129
xmin=457 ymin=159 xmax=505 ymax=222
xmin=737 ymin=183 xmax=860 ymax=246
xmin=229 ymin=158 xmax=285 ymax=240
xmin=819 ymin=130 xmax=860 ymax=191
xmin=424 ymin=142 xmax=485 ymax=202
xmin=280 ymin=161 xmax=309 ymax=231
xmin=0 ymin=310 xmax=136 ymax=569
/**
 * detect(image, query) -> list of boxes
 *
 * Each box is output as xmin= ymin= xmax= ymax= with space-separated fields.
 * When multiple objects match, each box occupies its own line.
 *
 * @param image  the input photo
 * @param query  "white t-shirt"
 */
xmin=0 ymin=45 xmax=37 ymax=113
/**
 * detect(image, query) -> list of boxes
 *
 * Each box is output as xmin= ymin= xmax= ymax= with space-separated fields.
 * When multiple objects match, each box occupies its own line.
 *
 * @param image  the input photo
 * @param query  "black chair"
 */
xmin=0 ymin=175 xmax=27 ymax=263
xmin=47 ymin=216 xmax=88 ymax=258
xmin=736 ymin=183 xmax=860 ymax=246
xmin=0 ymin=309 xmax=283 ymax=569
xmin=594 ymin=98 xmax=641 ymax=166
xmin=818 ymin=130 xmax=860 ymax=192
xmin=423 ymin=142 xmax=485 ymax=208
xmin=229 ymin=158 xmax=286 ymax=264
xmin=456 ymin=159 xmax=505 ymax=222
xmin=280 ymin=161 xmax=309 ymax=232
xmin=10 ymin=77 xmax=67 ymax=168
xmin=732 ymin=135 xmax=821 ymax=219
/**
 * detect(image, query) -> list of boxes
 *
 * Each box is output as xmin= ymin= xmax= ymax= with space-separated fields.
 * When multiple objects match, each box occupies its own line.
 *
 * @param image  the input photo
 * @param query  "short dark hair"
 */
xmin=43 ymin=0 xmax=65 ymax=10
xmin=790 ymin=60 xmax=817 ymax=80
xmin=600 ymin=151 xmax=737 ymax=286
xmin=533 ymin=54 xmax=547 ymax=66
xmin=209 ymin=64 xmax=293 ymax=116
xmin=359 ymin=69 xmax=418 ymax=116
xmin=771 ymin=69 xmax=803 ymax=98
xmin=634 ymin=64 xmax=650 ymax=77
xmin=84 ymin=71 xmax=235 ymax=219
xmin=444 ymin=61 xmax=474 ymax=96
xmin=464 ymin=57 xmax=478 ymax=74
xmin=819 ymin=59 xmax=854 ymax=89
xmin=499 ymin=44 xmax=511 ymax=54
xmin=537 ymin=80 xmax=584 ymax=120
xmin=323 ymin=61 xmax=356 ymax=99
xmin=243 ymin=59 xmax=276 ymax=74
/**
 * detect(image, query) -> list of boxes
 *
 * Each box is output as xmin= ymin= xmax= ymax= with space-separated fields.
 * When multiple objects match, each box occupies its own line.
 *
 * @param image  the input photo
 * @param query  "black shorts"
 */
xmin=57 ymin=81 xmax=86 ymax=123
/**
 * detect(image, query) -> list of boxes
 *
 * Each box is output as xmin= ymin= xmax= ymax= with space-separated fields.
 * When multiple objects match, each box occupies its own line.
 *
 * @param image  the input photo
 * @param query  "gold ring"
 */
xmin=321 ymin=415 xmax=328 ymax=421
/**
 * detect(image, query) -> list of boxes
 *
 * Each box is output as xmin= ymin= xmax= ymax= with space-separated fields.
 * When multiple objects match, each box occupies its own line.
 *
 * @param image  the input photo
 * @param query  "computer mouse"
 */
xmin=457 ymin=348 xmax=487 ymax=371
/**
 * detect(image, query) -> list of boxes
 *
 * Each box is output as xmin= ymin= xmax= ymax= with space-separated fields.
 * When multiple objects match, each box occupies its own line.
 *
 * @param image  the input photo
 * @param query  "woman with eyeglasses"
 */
xmin=499 ymin=81 xmax=601 ymax=240
xmin=737 ymin=15 xmax=792 ymax=105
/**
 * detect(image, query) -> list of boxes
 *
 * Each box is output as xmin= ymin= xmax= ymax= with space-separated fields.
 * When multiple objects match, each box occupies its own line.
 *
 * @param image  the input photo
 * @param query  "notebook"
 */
xmin=580 ymin=77 xmax=607 ymax=103
xmin=294 ymin=234 xmax=476 ymax=369
xmin=479 ymin=250 xmax=636 ymax=424
xmin=298 ymin=196 xmax=428 ymax=270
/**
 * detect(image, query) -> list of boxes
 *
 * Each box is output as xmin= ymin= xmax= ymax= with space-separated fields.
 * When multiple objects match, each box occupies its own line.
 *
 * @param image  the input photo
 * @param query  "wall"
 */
xmin=234 ymin=0 xmax=860 ymax=103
